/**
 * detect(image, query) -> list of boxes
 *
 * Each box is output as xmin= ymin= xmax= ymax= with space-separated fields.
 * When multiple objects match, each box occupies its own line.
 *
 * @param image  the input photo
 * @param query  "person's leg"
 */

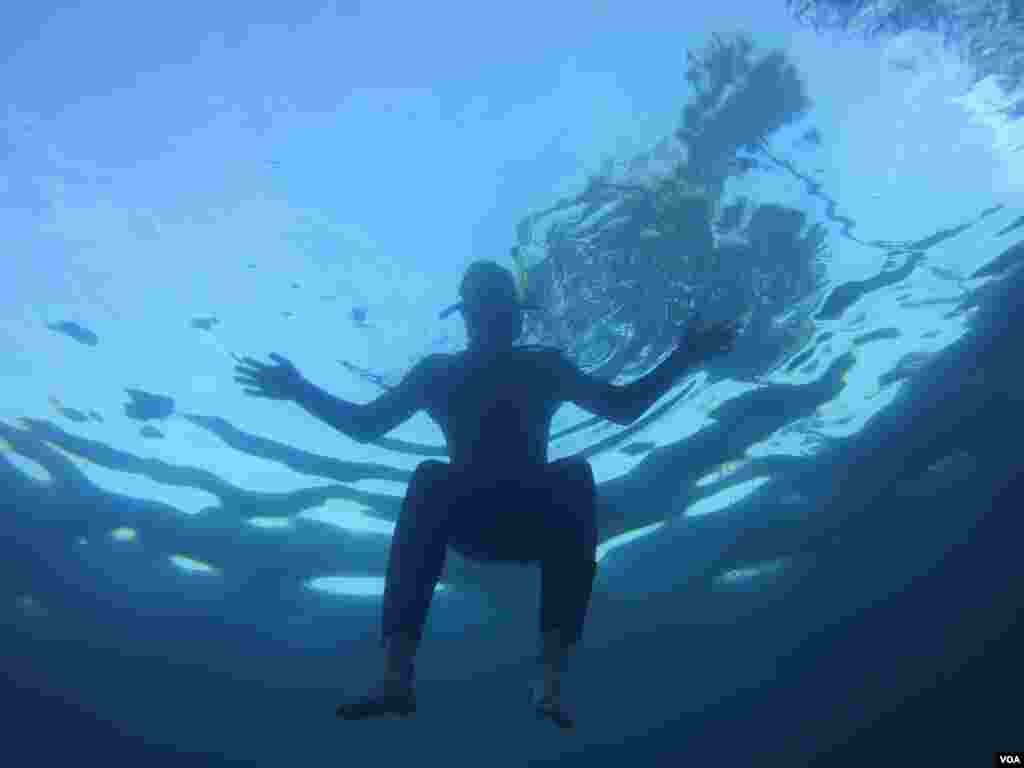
xmin=535 ymin=457 xmax=599 ymax=727
xmin=378 ymin=459 xmax=457 ymax=686
xmin=338 ymin=460 xmax=455 ymax=719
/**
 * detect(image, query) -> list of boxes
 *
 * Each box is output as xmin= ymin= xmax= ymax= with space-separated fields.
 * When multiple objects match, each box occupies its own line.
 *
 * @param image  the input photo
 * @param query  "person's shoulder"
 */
xmin=399 ymin=354 xmax=457 ymax=398
xmin=399 ymin=353 xmax=455 ymax=383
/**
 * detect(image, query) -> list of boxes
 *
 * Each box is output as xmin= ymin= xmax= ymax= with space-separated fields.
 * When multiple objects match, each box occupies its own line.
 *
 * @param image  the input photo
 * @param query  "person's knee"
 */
xmin=404 ymin=460 xmax=452 ymax=513
xmin=575 ymin=457 xmax=596 ymax=494
xmin=554 ymin=457 xmax=596 ymax=499
xmin=414 ymin=459 xmax=450 ymax=483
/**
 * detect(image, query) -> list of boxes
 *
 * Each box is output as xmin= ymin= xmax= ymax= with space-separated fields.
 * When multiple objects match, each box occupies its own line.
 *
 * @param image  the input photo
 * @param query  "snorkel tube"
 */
xmin=439 ymin=300 xmax=542 ymax=320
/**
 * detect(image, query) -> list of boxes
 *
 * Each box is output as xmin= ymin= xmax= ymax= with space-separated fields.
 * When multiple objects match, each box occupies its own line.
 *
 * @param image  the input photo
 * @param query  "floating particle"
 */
xmin=47 ymin=321 xmax=98 ymax=346
xmin=190 ymin=316 xmax=219 ymax=331
xmin=110 ymin=527 xmax=137 ymax=542
xmin=48 ymin=396 xmax=89 ymax=423
xmin=123 ymin=389 xmax=175 ymax=421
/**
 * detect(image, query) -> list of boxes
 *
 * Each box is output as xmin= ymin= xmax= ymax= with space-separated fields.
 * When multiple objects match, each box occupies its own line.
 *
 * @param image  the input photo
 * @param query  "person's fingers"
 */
xmin=242 ymin=388 xmax=275 ymax=398
xmin=268 ymin=353 xmax=290 ymax=367
xmin=238 ymin=356 xmax=265 ymax=367
xmin=234 ymin=375 xmax=259 ymax=386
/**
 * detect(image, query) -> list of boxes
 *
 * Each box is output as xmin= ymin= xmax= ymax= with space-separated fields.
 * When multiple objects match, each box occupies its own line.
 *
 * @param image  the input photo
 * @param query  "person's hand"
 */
xmin=234 ymin=353 xmax=307 ymax=401
xmin=673 ymin=315 xmax=741 ymax=366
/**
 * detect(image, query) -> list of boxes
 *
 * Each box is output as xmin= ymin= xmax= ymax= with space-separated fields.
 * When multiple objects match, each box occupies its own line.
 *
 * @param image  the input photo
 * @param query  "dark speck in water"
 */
xmin=191 ymin=316 xmax=219 ymax=331
xmin=59 ymin=407 xmax=90 ymax=423
xmin=47 ymin=321 xmax=99 ymax=346
xmin=124 ymin=389 xmax=175 ymax=421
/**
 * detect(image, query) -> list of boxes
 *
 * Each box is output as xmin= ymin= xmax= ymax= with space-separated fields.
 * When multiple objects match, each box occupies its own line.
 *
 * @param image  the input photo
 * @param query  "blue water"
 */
xmin=3 ymin=3 xmax=1023 ymax=765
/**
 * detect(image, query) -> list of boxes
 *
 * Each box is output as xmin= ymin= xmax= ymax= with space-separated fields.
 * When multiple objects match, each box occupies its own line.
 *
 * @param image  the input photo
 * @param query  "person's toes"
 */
xmin=535 ymin=698 xmax=574 ymax=730
xmin=336 ymin=688 xmax=416 ymax=720
xmin=530 ymin=683 xmax=573 ymax=730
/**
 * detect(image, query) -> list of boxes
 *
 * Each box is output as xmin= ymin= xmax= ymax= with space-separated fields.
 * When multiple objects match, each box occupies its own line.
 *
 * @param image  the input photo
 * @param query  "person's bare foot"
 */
xmin=530 ymin=681 xmax=574 ymax=730
xmin=336 ymin=679 xmax=416 ymax=720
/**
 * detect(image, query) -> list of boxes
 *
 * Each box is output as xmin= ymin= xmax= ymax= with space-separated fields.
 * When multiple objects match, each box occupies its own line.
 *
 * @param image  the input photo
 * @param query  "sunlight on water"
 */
xmin=343 ymin=478 xmax=411 ymax=496
xmin=109 ymin=527 xmax=138 ymax=543
xmin=168 ymin=555 xmax=219 ymax=575
xmin=715 ymin=558 xmax=788 ymax=586
xmin=299 ymin=499 xmax=396 ymax=535
xmin=596 ymin=521 xmax=666 ymax=563
xmin=686 ymin=476 xmax=772 ymax=518
xmin=246 ymin=516 xmax=296 ymax=530
xmin=2 ymin=451 xmax=54 ymax=486
xmin=165 ymin=421 xmax=341 ymax=495
xmin=0 ymin=20 xmax=1018 ymax=625
xmin=307 ymin=576 xmax=448 ymax=598
xmin=587 ymin=448 xmax=652 ymax=484
xmin=44 ymin=441 xmax=221 ymax=516
xmin=695 ymin=459 xmax=749 ymax=488
xmin=5 ymin=202 xmax=1019 ymax=596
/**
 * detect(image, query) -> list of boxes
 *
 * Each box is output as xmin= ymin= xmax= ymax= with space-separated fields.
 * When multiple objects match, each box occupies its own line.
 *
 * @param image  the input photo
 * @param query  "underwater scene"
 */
xmin=3 ymin=1 xmax=1023 ymax=765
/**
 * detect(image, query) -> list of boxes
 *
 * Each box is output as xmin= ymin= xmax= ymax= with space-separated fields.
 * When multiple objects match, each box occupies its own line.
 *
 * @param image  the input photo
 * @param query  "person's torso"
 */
xmin=423 ymin=347 xmax=563 ymax=478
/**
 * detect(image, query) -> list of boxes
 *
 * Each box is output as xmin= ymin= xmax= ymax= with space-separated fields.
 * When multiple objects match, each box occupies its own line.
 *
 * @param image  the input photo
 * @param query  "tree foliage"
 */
xmin=788 ymin=0 xmax=1024 ymax=118
xmin=512 ymin=34 xmax=827 ymax=381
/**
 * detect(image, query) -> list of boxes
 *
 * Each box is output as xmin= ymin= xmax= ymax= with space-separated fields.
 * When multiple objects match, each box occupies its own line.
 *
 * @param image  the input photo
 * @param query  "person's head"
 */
xmin=455 ymin=260 xmax=525 ymax=350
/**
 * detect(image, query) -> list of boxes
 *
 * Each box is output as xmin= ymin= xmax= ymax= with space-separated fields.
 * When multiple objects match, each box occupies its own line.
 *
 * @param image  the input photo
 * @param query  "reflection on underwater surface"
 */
xmin=3 ymin=4 xmax=1024 ymax=760
xmin=3 ymin=208 xmax=1022 ymax=763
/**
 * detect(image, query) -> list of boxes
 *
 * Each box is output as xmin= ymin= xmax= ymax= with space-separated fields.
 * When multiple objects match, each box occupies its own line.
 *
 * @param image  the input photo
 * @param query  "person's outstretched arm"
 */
xmin=555 ymin=318 xmax=739 ymax=426
xmin=234 ymin=353 xmax=439 ymax=443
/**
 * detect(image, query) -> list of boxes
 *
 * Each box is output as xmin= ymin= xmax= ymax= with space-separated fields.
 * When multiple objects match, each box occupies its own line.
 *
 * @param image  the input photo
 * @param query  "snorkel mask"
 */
xmin=439 ymin=261 xmax=542 ymax=320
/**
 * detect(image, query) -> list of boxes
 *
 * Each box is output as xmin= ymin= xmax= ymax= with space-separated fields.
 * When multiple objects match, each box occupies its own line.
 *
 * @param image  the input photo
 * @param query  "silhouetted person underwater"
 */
xmin=234 ymin=260 xmax=738 ymax=729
